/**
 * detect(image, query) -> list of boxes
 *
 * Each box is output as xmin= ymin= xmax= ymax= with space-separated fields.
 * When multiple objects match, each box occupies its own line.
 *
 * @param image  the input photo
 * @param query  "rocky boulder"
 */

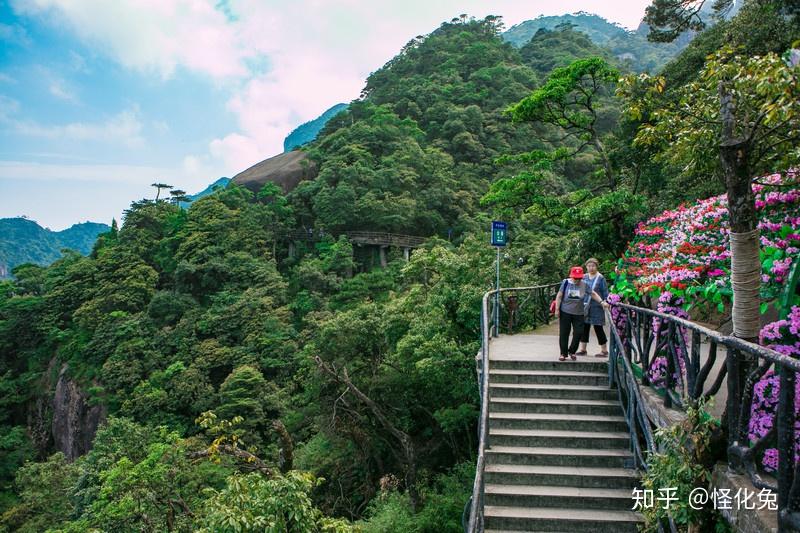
xmin=231 ymin=150 xmax=317 ymax=194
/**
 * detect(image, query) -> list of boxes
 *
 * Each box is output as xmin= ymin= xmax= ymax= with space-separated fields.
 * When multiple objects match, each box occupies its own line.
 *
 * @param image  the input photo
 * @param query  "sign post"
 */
xmin=491 ymin=221 xmax=507 ymax=337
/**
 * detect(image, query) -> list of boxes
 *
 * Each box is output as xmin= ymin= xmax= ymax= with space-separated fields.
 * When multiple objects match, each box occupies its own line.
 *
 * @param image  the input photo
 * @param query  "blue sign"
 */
xmin=491 ymin=221 xmax=507 ymax=246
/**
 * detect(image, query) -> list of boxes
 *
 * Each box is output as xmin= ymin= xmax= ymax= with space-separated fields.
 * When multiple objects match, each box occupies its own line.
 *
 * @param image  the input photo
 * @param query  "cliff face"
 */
xmin=51 ymin=364 xmax=106 ymax=460
xmin=231 ymin=150 xmax=318 ymax=194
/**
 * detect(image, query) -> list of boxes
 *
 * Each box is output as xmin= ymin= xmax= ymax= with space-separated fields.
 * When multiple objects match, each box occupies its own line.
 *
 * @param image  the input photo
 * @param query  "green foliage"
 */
xmin=197 ymin=471 xmax=355 ymax=533
xmin=640 ymin=402 xmax=722 ymax=531
xmin=359 ymin=462 xmax=474 ymax=533
xmin=8 ymin=8 xmax=798 ymax=531
xmin=0 ymin=218 xmax=109 ymax=279
xmin=623 ymin=48 xmax=800 ymax=182
xmin=1 ymin=452 xmax=80 ymax=533
xmin=506 ymin=13 xmax=685 ymax=73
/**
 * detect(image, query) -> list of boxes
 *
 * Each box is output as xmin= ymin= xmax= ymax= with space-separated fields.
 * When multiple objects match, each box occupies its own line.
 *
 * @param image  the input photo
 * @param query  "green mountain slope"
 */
xmin=0 ymin=218 xmax=109 ymax=278
xmin=283 ymin=103 xmax=348 ymax=152
xmin=3 ymin=4 xmax=796 ymax=531
xmin=503 ymin=11 xmax=628 ymax=46
xmin=503 ymin=11 xmax=684 ymax=72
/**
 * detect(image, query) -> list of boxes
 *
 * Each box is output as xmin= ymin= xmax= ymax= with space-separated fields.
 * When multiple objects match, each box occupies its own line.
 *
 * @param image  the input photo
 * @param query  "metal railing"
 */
xmin=611 ymin=302 xmax=800 ymax=531
xmin=605 ymin=305 xmax=657 ymax=472
xmin=464 ymin=283 xmax=560 ymax=533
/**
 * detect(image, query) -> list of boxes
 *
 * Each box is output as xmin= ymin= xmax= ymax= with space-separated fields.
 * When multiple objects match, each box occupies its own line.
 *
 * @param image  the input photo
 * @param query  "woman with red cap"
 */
xmin=554 ymin=266 xmax=609 ymax=361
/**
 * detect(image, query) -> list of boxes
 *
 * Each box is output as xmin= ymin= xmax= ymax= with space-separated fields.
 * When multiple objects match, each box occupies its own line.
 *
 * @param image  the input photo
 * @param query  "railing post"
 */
xmin=608 ymin=326 xmax=617 ymax=388
xmin=726 ymin=347 xmax=745 ymax=471
xmin=777 ymin=364 xmax=796 ymax=529
xmin=689 ymin=331 xmax=701 ymax=401
xmin=663 ymin=322 xmax=675 ymax=408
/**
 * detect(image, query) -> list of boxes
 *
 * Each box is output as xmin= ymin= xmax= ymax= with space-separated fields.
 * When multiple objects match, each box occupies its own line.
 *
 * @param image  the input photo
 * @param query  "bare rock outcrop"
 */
xmin=231 ymin=150 xmax=317 ymax=193
xmin=52 ymin=364 xmax=106 ymax=460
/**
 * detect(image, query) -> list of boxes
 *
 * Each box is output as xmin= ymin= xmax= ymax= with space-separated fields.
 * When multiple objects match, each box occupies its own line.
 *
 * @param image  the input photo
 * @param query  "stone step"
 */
xmin=489 ymin=412 xmax=629 ymax=433
xmin=486 ymin=445 xmax=633 ymax=468
xmin=485 ymin=464 xmax=640 ymax=489
xmin=489 ymin=428 xmax=629 ymax=450
xmin=490 ymin=383 xmax=618 ymax=400
xmin=484 ymin=483 xmax=636 ymax=511
xmin=491 ymin=358 xmax=608 ymax=373
xmin=490 ymin=397 xmax=622 ymax=416
xmin=483 ymin=505 xmax=642 ymax=532
xmin=490 ymin=369 xmax=608 ymax=386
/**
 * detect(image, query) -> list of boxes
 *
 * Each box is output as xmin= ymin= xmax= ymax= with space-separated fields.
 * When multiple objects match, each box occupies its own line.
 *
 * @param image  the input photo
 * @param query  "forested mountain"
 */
xmin=0 ymin=218 xmax=110 ymax=279
xmin=284 ymin=103 xmax=349 ymax=152
xmin=178 ymin=177 xmax=231 ymax=208
xmin=503 ymin=12 xmax=685 ymax=72
xmin=1 ymin=2 xmax=798 ymax=531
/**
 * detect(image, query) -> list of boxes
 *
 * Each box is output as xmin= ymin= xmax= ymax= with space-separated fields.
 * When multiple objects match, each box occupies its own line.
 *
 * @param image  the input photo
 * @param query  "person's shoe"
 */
xmin=595 ymin=351 xmax=608 ymax=358
xmin=575 ymin=350 xmax=588 ymax=356
xmin=569 ymin=353 xmax=577 ymax=361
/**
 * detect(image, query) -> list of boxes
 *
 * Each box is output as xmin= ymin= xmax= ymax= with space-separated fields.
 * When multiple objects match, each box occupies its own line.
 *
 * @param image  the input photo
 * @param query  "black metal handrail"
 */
xmin=605 ymin=306 xmax=657 ymax=472
xmin=464 ymin=283 xmax=559 ymax=533
xmin=610 ymin=302 xmax=800 ymax=531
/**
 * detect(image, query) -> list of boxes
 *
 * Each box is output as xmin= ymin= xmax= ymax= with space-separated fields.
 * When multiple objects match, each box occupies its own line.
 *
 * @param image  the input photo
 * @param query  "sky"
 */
xmin=0 ymin=0 xmax=653 ymax=230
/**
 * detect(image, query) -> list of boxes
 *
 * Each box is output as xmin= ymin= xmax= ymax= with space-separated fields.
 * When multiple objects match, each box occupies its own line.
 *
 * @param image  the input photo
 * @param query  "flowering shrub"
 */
xmin=647 ymin=292 xmax=689 ymax=388
xmin=607 ymin=293 xmax=625 ymax=332
xmin=614 ymin=170 xmax=800 ymax=309
xmin=748 ymin=306 xmax=800 ymax=472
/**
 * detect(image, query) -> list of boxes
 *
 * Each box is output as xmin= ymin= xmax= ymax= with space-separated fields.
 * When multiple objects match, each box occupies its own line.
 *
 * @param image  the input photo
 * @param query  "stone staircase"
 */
xmin=483 ymin=357 xmax=643 ymax=532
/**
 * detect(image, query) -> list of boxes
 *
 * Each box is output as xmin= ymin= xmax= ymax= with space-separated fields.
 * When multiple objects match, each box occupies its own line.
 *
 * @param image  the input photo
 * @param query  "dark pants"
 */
xmin=559 ymin=312 xmax=584 ymax=356
xmin=581 ymin=323 xmax=608 ymax=345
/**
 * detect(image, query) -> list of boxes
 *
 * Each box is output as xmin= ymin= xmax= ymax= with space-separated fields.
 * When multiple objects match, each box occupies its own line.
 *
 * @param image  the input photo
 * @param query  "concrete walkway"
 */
xmin=497 ymin=320 xmax=728 ymax=419
xmin=483 ymin=321 xmax=643 ymax=531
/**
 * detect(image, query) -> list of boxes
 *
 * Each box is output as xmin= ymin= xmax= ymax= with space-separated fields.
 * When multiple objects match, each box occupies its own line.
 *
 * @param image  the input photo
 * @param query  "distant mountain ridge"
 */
xmin=0 ymin=218 xmax=110 ymax=278
xmin=283 ymin=103 xmax=348 ymax=152
xmin=503 ymin=12 xmax=629 ymax=47
xmin=179 ymin=177 xmax=230 ymax=208
xmin=502 ymin=11 xmax=685 ymax=73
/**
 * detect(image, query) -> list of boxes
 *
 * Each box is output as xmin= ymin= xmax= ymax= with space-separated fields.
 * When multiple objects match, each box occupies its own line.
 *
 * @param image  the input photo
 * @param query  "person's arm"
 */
xmin=591 ymin=290 xmax=610 ymax=308
xmin=555 ymin=287 xmax=563 ymax=316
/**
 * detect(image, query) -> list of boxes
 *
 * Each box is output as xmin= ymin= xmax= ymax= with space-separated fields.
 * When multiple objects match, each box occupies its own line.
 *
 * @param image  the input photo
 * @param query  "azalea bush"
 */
xmin=613 ymin=170 xmax=800 ymax=312
xmin=647 ymin=293 xmax=689 ymax=389
xmin=748 ymin=306 xmax=800 ymax=473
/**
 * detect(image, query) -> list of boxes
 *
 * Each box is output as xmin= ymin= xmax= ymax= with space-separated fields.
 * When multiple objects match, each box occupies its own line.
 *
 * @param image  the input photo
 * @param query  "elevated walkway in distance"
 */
xmin=481 ymin=330 xmax=643 ymax=532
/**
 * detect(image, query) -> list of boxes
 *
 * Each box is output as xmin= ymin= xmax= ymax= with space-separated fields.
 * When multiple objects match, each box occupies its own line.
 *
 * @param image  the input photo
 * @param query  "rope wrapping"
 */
xmin=729 ymin=229 xmax=762 ymax=339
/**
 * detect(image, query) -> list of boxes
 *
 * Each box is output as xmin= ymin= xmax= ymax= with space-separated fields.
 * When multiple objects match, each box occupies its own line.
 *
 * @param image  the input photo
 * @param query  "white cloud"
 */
xmin=0 ymin=160 xmax=167 ymax=183
xmin=11 ymin=108 xmax=145 ymax=147
xmin=48 ymin=80 xmax=78 ymax=103
xmin=13 ymin=0 xmax=252 ymax=79
xmin=11 ymin=0 xmax=655 ymax=176
xmin=0 ymin=95 xmax=20 ymax=119
xmin=0 ymin=21 xmax=31 ymax=46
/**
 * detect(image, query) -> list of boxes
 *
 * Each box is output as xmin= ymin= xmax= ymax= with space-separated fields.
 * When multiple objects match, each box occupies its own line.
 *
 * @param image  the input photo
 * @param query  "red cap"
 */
xmin=569 ymin=266 xmax=584 ymax=279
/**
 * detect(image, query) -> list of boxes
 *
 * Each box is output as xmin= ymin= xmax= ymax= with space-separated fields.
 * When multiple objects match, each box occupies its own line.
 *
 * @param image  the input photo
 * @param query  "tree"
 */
xmin=151 ymin=183 xmax=173 ymax=201
xmin=485 ymin=57 xmax=643 ymax=254
xmin=507 ymin=56 xmax=620 ymax=187
xmin=643 ymin=0 xmax=733 ymax=42
xmin=621 ymin=48 xmax=800 ymax=340
xmin=2 ymin=453 xmax=80 ymax=533
xmin=169 ymin=189 xmax=189 ymax=205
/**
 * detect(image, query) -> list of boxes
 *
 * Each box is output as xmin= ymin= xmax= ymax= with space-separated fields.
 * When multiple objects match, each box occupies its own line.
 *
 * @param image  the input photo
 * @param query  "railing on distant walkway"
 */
xmin=609 ymin=302 xmax=800 ymax=532
xmin=283 ymin=229 xmax=427 ymax=248
xmin=463 ymin=283 xmax=560 ymax=533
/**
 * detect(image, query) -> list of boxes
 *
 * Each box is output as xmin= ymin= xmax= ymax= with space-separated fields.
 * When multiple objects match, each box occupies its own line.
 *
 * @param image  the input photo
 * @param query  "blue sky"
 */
xmin=0 ymin=0 xmax=652 ymax=230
